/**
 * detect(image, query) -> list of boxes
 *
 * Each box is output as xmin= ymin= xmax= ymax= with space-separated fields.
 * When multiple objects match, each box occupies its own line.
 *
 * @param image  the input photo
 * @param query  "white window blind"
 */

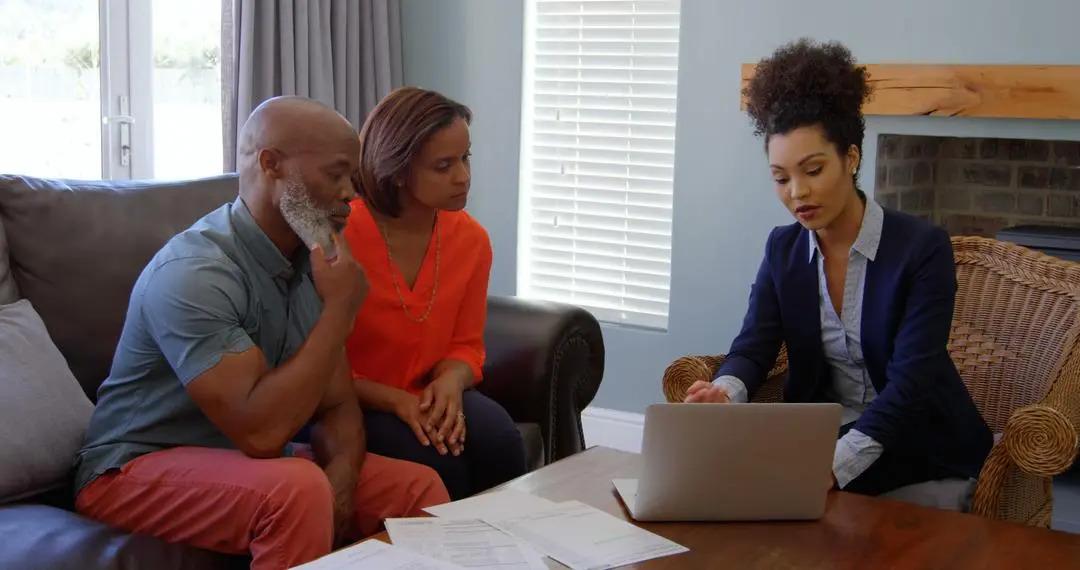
xmin=518 ymin=0 xmax=681 ymax=330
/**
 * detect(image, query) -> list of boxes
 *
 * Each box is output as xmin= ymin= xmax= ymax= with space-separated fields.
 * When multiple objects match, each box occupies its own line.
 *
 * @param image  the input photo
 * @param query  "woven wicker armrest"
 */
xmin=661 ymin=354 xmax=725 ymax=403
xmin=1000 ymin=403 xmax=1079 ymax=477
xmin=661 ymin=348 xmax=790 ymax=404
xmin=971 ymin=402 xmax=1079 ymax=519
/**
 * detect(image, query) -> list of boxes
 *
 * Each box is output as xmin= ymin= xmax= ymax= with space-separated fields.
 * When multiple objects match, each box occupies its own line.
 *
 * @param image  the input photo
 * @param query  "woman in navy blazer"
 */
xmin=685 ymin=40 xmax=992 ymax=496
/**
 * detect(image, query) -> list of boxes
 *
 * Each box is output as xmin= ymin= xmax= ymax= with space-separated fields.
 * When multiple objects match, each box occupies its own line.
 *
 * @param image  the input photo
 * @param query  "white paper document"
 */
xmin=423 ymin=489 xmax=558 ymax=520
xmin=486 ymin=501 xmax=689 ymax=570
xmin=386 ymin=517 xmax=547 ymax=570
xmin=290 ymin=539 xmax=465 ymax=569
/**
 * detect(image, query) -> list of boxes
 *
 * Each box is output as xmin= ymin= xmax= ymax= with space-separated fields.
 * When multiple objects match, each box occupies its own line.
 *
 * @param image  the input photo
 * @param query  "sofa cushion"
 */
xmin=0 ymin=175 xmax=239 ymax=399
xmin=0 ymin=504 xmax=245 ymax=570
xmin=0 ymin=215 xmax=18 ymax=304
xmin=0 ymin=300 xmax=94 ymax=504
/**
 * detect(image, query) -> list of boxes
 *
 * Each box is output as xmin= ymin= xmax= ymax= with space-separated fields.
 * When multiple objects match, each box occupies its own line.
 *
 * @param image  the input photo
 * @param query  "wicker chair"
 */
xmin=661 ymin=236 xmax=1080 ymax=527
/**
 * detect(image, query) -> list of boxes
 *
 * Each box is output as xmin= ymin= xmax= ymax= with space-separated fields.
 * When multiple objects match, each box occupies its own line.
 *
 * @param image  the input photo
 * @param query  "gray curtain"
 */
xmin=221 ymin=0 xmax=403 ymax=171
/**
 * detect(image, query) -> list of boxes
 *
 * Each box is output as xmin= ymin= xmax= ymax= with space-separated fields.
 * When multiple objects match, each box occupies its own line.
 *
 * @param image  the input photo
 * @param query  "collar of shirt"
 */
xmin=230 ymin=197 xmax=305 ymax=281
xmin=808 ymin=197 xmax=884 ymax=263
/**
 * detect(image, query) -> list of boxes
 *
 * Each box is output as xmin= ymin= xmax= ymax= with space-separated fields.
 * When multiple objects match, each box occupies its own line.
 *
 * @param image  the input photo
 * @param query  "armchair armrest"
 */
xmin=1001 ymin=403 xmax=1079 ymax=476
xmin=972 ymin=402 xmax=1080 ymax=521
xmin=479 ymin=296 xmax=604 ymax=464
xmin=662 ymin=345 xmax=789 ymax=403
xmin=661 ymin=355 xmax=721 ymax=403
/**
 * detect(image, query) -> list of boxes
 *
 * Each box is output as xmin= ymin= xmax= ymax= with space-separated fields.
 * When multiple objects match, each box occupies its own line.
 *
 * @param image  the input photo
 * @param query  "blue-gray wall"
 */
xmin=401 ymin=0 xmax=525 ymax=297
xmin=402 ymin=0 xmax=1080 ymax=414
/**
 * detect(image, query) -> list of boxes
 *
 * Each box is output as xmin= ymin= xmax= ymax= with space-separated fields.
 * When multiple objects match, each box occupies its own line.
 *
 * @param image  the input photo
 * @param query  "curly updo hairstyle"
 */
xmin=743 ymin=39 xmax=872 ymax=190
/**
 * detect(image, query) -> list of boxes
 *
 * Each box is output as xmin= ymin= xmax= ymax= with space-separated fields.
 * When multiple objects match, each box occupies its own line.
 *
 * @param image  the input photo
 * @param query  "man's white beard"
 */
xmin=280 ymin=174 xmax=338 ymax=260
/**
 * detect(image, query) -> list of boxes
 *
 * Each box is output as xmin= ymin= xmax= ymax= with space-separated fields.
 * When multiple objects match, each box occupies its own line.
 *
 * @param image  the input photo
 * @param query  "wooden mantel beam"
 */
xmin=739 ymin=64 xmax=1080 ymax=120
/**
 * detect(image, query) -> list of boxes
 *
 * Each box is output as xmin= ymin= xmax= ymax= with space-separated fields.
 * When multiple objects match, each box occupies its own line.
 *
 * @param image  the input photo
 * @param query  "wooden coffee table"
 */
xmin=370 ymin=446 xmax=1080 ymax=568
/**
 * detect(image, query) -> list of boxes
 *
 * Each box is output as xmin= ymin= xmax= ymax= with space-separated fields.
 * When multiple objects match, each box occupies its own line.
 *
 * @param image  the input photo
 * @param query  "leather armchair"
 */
xmin=482 ymin=296 xmax=605 ymax=469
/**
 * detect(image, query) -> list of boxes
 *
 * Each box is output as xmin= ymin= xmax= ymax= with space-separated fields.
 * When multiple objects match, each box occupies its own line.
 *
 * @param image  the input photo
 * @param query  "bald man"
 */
xmin=73 ymin=97 xmax=449 ymax=570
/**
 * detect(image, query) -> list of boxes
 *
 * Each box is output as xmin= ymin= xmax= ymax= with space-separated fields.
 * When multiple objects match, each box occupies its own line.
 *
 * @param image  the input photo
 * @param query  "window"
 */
xmin=0 ymin=0 xmax=101 ymax=179
xmin=0 ymin=0 xmax=222 ymax=180
xmin=151 ymin=1 xmax=223 ymax=180
xmin=518 ymin=0 xmax=681 ymax=330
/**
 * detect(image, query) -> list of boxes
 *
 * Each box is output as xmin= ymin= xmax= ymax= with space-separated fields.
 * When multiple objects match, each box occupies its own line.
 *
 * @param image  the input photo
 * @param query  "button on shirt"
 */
xmin=714 ymin=199 xmax=886 ymax=488
xmin=74 ymin=198 xmax=323 ymax=493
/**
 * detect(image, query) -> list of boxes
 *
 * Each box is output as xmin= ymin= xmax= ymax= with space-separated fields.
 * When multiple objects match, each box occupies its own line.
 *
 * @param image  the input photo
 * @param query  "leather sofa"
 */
xmin=0 ymin=174 xmax=604 ymax=569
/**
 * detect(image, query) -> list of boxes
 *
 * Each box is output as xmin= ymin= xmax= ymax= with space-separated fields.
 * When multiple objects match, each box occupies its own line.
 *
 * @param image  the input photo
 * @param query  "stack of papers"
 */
xmin=485 ymin=501 xmax=688 ymax=570
xmin=388 ymin=490 xmax=689 ymax=570
xmin=290 ymin=539 xmax=464 ymax=569
xmin=386 ymin=518 xmax=547 ymax=570
xmin=423 ymin=489 xmax=558 ymax=520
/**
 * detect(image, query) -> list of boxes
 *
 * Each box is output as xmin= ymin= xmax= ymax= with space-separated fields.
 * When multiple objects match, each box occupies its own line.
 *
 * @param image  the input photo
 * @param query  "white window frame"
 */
xmin=516 ymin=0 xmax=682 ymax=330
xmin=99 ymin=0 xmax=153 ymax=179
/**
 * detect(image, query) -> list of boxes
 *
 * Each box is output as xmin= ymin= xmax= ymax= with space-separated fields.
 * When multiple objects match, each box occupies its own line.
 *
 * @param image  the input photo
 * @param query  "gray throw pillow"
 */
xmin=0 ymin=299 xmax=94 ymax=504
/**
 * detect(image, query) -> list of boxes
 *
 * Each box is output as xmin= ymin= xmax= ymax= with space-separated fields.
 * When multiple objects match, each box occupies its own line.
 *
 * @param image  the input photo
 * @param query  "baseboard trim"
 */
xmin=581 ymin=407 xmax=644 ymax=453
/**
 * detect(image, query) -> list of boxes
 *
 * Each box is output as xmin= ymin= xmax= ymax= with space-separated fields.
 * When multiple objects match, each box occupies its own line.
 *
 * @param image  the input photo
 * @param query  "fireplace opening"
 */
xmin=873 ymin=135 xmax=1080 ymax=261
xmin=874 ymin=135 xmax=1080 ymax=237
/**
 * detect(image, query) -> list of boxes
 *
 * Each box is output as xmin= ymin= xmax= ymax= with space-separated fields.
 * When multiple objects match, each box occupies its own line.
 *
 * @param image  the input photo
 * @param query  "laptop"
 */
xmin=613 ymin=402 xmax=842 ymax=522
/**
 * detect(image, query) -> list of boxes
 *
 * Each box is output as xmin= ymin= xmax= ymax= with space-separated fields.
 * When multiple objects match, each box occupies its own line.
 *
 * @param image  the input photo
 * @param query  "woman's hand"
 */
xmin=683 ymin=380 xmax=732 ymax=404
xmin=446 ymin=411 xmax=466 ymax=457
xmin=420 ymin=373 xmax=467 ymax=456
xmin=391 ymin=390 xmax=433 ymax=448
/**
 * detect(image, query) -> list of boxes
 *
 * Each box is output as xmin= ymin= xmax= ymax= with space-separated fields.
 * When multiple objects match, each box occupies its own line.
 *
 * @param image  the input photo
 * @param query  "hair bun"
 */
xmin=744 ymin=39 xmax=871 ymax=139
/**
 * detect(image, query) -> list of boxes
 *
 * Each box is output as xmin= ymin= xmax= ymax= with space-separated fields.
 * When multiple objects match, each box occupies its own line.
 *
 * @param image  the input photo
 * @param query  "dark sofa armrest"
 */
xmin=479 ymin=296 xmax=604 ymax=464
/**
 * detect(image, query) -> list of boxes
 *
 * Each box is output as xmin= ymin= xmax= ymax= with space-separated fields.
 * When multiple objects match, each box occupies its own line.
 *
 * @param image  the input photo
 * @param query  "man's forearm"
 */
xmin=311 ymin=393 xmax=366 ymax=472
xmin=311 ymin=353 xmax=366 ymax=470
xmin=241 ymin=307 xmax=354 ymax=450
xmin=312 ymin=385 xmax=365 ymax=547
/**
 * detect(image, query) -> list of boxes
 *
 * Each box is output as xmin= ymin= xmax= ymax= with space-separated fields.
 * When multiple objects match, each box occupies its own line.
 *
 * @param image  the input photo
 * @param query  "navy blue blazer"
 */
xmin=718 ymin=209 xmax=992 ymax=479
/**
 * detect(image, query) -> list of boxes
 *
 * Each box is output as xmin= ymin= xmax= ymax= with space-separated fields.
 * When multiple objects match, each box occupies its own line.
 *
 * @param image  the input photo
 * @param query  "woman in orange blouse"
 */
xmin=344 ymin=87 xmax=526 ymax=499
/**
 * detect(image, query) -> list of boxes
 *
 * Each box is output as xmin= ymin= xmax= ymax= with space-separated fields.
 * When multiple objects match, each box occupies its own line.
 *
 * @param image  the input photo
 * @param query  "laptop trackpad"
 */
xmin=612 ymin=478 xmax=639 ymax=517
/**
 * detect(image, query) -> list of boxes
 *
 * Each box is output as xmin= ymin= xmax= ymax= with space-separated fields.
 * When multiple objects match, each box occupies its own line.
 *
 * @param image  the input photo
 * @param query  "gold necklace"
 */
xmin=378 ymin=214 xmax=440 ymax=323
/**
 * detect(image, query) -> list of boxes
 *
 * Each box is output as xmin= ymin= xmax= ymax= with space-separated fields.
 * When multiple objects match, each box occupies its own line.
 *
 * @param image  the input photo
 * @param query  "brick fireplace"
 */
xmin=874 ymin=135 xmax=1080 ymax=237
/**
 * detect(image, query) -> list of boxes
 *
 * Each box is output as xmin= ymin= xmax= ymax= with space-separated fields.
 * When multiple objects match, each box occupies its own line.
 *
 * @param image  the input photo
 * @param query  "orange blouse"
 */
xmin=343 ymin=199 xmax=492 ymax=395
